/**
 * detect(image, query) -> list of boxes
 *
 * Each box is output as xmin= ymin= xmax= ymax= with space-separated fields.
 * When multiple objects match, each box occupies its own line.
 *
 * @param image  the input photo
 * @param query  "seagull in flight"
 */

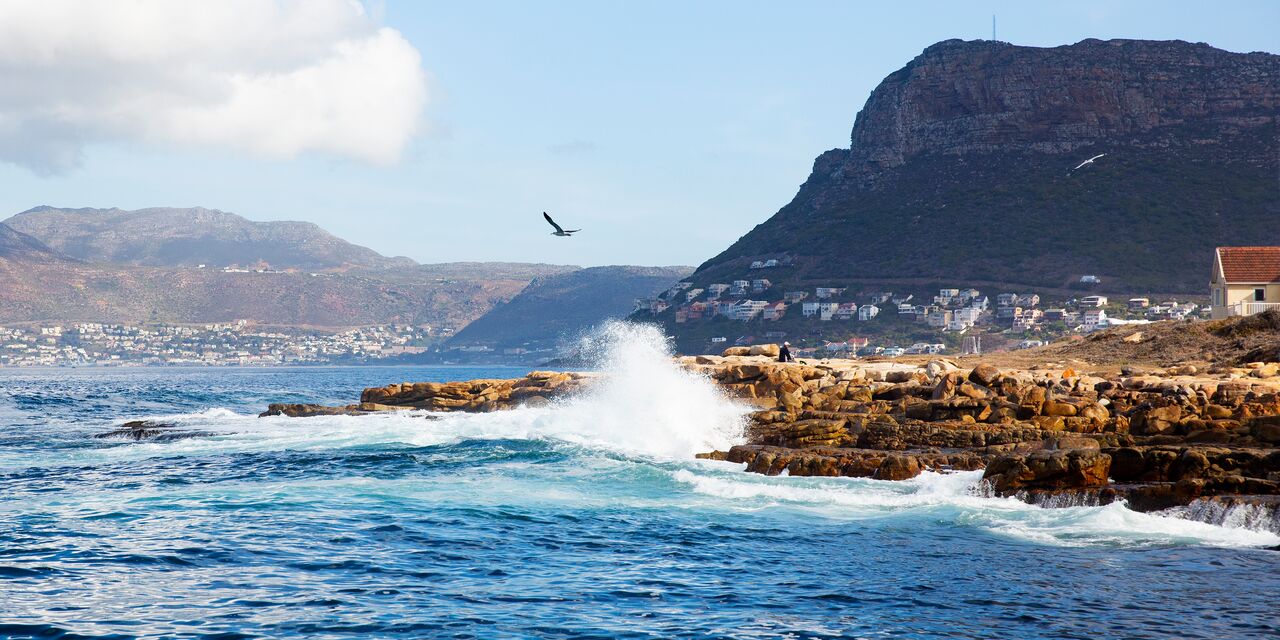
xmin=543 ymin=211 xmax=580 ymax=237
xmin=1068 ymin=153 xmax=1106 ymax=175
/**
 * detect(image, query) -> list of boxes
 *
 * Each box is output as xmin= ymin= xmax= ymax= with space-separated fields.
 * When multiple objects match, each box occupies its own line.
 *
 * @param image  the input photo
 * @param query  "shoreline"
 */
xmin=255 ymin=346 xmax=1280 ymax=527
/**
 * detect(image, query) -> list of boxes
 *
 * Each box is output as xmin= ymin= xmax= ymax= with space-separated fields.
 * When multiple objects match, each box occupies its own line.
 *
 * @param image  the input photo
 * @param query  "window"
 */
xmin=1256 ymin=289 xmax=1267 ymax=302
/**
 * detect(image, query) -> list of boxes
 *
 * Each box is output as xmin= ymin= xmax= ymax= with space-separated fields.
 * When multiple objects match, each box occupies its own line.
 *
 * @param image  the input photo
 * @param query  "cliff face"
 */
xmin=692 ymin=39 xmax=1280 ymax=294
xmin=845 ymin=39 xmax=1279 ymax=174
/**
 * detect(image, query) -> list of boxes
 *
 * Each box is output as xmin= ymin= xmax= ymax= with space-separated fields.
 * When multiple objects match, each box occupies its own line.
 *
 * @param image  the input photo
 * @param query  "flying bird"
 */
xmin=543 ymin=211 xmax=580 ymax=237
xmin=1068 ymin=153 xmax=1106 ymax=175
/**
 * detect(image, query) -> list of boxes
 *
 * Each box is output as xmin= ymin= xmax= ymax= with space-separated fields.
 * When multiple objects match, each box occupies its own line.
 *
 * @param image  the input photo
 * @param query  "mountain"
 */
xmin=4 ymin=206 xmax=417 ymax=271
xmin=0 ymin=222 xmax=70 ymax=263
xmin=0 ymin=255 xmax=568 ymax=329
xmin=0 ymin=213 xmax=577 ymax=328
xmin=690 ymin=39 xmax=1280 ymax=295
xmin=449 ymin=265 xmax=692 ymax=350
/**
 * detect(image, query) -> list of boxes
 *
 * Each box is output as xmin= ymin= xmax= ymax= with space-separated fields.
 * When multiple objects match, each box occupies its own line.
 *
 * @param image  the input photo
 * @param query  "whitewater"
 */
xmin=1 ymin=323 xmax=1277 ymax=638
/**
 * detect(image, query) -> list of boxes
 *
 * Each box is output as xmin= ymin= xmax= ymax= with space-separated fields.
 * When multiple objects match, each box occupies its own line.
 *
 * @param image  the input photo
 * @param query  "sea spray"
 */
xmin=552 ymin=320 xmax=750 ymax=457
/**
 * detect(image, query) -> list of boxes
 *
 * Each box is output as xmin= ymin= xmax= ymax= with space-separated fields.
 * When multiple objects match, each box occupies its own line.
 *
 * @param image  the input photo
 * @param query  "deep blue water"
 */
xmin=1 ymin=363 xmax=1278 ymax=639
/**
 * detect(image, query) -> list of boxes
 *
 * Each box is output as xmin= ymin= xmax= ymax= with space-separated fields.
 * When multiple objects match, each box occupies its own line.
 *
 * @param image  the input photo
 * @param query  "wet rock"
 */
xmin=982 ymin=449 xmax=1111 ymax=495
xmin=93 ymin=420 xmax=213 ymax=442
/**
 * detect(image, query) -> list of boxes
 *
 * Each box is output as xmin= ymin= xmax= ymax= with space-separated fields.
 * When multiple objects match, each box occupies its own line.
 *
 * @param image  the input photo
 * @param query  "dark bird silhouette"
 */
xmin=543 ymin=211 xmax=580 ymax=236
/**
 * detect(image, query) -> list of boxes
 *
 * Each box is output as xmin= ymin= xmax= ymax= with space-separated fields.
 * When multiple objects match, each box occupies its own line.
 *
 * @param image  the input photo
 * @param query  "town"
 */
xmin=0 ymin=321 xmax=437 ymax=367
xmin=636 ymin=268 xmax=1214 ymax=357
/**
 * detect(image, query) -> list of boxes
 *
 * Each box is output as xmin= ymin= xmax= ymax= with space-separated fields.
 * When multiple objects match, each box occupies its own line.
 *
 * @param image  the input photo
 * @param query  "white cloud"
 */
xmin=0 ymin=0 xmax=428 ymax=174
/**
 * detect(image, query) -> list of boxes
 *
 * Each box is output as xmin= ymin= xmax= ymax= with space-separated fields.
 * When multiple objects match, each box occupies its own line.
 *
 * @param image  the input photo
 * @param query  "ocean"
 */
xmin=2 ymin=326 xmax=1277 ymax=639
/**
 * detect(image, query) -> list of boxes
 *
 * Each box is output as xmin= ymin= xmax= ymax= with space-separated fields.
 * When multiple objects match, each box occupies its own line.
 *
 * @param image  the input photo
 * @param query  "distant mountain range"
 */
xmin=0 ymin=207 xmax=687 ymax=339
xmin=449 ymin=265 xmax=692 ymax=350
xmin=5 ymin=206 xmax=416 ymax=271
xmin=688 ymin=39 xmax=1280 ymax=296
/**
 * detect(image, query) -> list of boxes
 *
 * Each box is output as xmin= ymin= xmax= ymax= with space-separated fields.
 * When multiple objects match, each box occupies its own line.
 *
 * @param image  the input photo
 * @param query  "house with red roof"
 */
xmin=1210 ymin=247 xmax=1280 ymax=318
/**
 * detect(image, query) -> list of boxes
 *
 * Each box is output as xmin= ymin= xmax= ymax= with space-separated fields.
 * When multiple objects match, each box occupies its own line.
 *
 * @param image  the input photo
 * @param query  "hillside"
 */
xmin=449 ymin=265 xmax=691 ymax=349
xmin=690 ymin=39 xmax=1280 ymax=295
xmin=0 ymin=222 xmax=69 ymax=262
xmin=0 ymin=216 xmax=578 ymax=328
xmin=0 ymin=256 xmax=546 ymax=329
xmin=4 ymin=206 xmax=416 ymax=271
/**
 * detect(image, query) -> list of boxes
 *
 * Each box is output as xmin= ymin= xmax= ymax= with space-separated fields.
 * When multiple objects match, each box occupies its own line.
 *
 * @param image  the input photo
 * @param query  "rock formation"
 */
xmin=683 ymin=39 xmax=1280 ymax=296
xmin=261 ymin=347 xmax=1280 ymax=517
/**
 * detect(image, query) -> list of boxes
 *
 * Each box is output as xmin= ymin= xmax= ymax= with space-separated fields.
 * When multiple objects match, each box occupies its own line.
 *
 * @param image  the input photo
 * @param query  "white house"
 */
xmin=857 ymin=304 xmax=880 ymax=321
xmin=802 ymin=302 xmax=821 ymax=317
xmin=1082 ymin=308 xmax=1108 ymax=329
xmin=1079 ymin=295 xmax=1109 ymax=308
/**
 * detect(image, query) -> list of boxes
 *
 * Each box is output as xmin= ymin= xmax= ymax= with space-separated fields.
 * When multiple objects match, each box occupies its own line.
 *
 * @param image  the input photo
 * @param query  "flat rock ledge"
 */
xmin=259 ymin=351 xmax=1280 ymax=516
xmin=260 ymin=371 xmax=595 ymax=417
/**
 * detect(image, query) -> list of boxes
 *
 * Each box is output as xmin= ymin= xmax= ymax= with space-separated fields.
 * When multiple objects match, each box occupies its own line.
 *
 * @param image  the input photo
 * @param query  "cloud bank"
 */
xmin=0 ymin=0 xmax=428 ymax=174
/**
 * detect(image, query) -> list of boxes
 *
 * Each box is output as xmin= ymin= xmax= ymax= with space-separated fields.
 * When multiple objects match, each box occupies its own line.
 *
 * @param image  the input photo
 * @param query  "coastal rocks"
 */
xmin=982 ymin=449 xmax=1111 ymax=495
xmin=359 ymin=371 xmax=593 ymax=412
xmin=259 ymin=403 xmax=418 ymax=418
xmin=260 ymin=350 xmax=1280 ymax=516
xmin=93 ymin=420 xmax=213 ymax=442
xmin=721 ymin=344 xmax=780 ymax=358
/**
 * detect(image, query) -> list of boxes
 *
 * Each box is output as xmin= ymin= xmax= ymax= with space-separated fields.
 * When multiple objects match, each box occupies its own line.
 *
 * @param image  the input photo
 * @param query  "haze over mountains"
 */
xmin=0 ymin=207 xmax=686 ymax=335
xmin=690 ymin=39 xmax=1280 ymax=296
xmin=6 ymin=206 xmax=416 ymax=271
xmin=448 ymin=266 xmax=693 ymax=351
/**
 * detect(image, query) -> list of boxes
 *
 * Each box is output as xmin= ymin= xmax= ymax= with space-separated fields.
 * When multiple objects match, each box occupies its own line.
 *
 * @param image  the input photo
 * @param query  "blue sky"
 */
xmin=1 ymin=0 xmax=1277 ymax=268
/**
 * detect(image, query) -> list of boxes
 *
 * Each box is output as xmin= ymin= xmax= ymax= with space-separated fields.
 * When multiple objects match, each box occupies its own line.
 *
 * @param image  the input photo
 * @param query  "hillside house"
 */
xmin=1017 ymin=294 xmax=1040 ymax=307
xmin=730 ymin=300 xmax=768 ymax=321
xmin=1128 ymin=298 xmax=1150 ymax=310
xmin=927 ymin=308 xmax=952 ymax=328
xmin=749 ymin=261 xmax=765 ymax=269
xmin=1079 ymin=295 xmax=1109 ymax=308
xmin=684 ymin=288 xmax=704 ymax=302
xmin=751 ymin=279 xmax=772 ymax=293
xmin=762 ymin=301 xmax=788 ymax=321
xmin=784 ymin=291 xmax=809 ymax=303
xmin=996 ymin=305 xmax=1021 ymax=321
xmin=818 ymin=302 xmax=839 ymax=321
xmin=1012 ymin=309 xmax=1043 ymax=331
xmin=857 ymin=304 xmax=880 ymax=321
xmin=815 ymin=287 xmax=846 ymax=300
xmin=1211 ymin=246 xmax=1280 ymax=318
xmin=707 ymin=283 xmax=729 ymax=298
xmin=1082 ymin=308 xmax=1108 ymax=330
xmin=802 ymin=302 xmax=820 ymax=317
xmin=833 ymin=302 xmax=859 ymax=320
xmin=1080 ymin=275 xmax=1101 ymax=284
xmin=997 ymin=293 xmax=1019 ymax=307
xmin=729 ymin=280 xmax=750 ymax=296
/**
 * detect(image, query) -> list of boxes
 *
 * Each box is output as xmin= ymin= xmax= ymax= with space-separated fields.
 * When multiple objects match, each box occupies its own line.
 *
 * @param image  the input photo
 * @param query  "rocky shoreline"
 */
xmin=255 ymin=348 xmax=1280 ymax=522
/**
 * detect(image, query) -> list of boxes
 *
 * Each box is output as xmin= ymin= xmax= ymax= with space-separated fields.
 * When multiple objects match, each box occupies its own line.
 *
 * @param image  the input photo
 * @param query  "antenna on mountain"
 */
xmin=992 ymin=15 xmax=997 ymax=41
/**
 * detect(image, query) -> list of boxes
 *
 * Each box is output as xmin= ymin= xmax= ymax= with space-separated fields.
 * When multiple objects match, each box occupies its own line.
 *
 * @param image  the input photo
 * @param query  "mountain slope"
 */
xmin=691 ymin=39 xmax=1280 ymax=295
xmin=0 ymin=222 xmax=71 ymax=263
xmin=0 ymin=257 xmax=566 ymax=328
xmin=4 ymin=206 xmax=416 ymax=271
xmin=449 ymin=265 xmax=692 ymax=349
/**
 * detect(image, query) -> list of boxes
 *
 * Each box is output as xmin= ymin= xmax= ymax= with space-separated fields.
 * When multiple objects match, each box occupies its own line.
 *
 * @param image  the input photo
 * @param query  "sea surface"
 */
xmin=2 ymin=326 xmax=1278 ymax=639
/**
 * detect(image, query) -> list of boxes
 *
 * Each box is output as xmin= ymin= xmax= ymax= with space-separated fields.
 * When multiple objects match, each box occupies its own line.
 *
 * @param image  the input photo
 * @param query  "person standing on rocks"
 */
xmin=778 ymin=342 xmax=793 ymax=363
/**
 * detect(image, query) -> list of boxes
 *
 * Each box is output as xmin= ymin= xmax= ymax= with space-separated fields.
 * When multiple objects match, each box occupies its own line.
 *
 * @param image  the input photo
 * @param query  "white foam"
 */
xmin=672 ymin=465 xmax=1280 ymax=548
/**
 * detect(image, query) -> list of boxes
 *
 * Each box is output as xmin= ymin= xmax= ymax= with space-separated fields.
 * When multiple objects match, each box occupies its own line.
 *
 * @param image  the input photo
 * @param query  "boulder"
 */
xmin=969 ymin=363 xmax=1001 ymax=387
xmin=983 ymin=449 xmax=1111 ymax=495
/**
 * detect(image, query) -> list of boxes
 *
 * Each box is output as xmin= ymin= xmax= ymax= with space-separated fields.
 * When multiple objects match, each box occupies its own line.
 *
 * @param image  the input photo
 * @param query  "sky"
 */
xmin=1 ymin=0 xmax=1277 ymax=268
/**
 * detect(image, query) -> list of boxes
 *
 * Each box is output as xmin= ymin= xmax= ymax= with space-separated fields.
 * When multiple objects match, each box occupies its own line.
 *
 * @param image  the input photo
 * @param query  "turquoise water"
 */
xmin=2 ymin=329 xmax=1279 ymax=639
